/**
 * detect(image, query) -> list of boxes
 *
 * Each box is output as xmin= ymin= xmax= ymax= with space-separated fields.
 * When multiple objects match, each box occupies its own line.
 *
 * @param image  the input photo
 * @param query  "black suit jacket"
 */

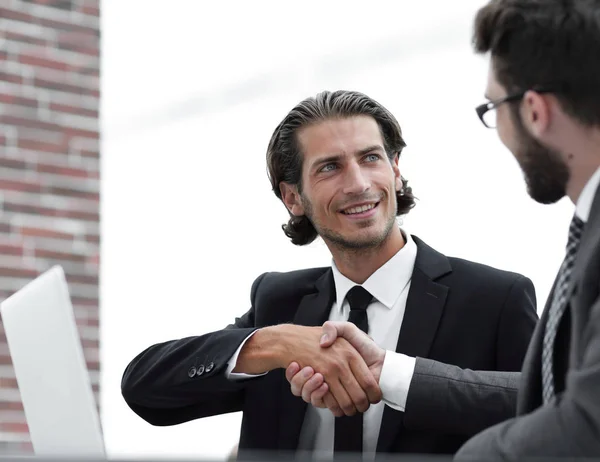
xmin=121 ymin=236 xmax=538 ymax=456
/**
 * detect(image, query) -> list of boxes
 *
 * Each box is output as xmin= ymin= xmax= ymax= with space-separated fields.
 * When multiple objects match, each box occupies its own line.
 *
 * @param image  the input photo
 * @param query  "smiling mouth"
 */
xmin=340 ymin=202 xmax=379 ymax=215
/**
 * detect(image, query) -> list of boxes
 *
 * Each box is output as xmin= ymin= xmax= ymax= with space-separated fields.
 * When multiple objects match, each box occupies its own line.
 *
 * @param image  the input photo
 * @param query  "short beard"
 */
xmin=511 ymin=106 xmax=570 ymax=204
xmin=301 ymin=194 xmax=398 ymax=251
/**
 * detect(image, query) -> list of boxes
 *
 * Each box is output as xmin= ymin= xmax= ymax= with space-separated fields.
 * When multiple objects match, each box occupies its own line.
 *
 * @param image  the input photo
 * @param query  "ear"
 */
xmin=279 ymin=182 xmax=305 ymax=216
xmin=521 ymin=90 xmax=551 ymax=138
xmin=391 ymin=153 xmax=402 ymax=192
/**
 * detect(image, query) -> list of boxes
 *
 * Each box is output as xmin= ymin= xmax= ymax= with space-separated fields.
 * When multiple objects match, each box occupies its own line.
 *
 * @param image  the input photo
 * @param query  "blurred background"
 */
xmin=0 ymin=0 xmax=575 ymax=459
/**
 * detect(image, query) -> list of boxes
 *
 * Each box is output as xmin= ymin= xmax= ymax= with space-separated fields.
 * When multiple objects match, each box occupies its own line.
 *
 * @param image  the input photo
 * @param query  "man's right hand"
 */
xmin=235 ymin=324 xmax=381 ymax=417
xmin=285 ymin=321 xmax=386 ymax=414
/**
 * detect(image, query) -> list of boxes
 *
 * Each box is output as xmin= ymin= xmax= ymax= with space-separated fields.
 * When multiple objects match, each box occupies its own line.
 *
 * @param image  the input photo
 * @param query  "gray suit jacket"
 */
xmin=437 ymin=186 xmax=600 ymax=459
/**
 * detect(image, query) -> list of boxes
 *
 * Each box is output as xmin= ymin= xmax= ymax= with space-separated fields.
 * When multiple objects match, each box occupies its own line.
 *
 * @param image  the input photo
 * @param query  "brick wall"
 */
xmin=0 ymin=0 xmax=100 ymax=453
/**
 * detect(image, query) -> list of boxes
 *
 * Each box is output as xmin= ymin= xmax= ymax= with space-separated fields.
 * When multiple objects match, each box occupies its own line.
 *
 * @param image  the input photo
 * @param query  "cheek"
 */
xmin=496 ymin=111 xmax=516 ymax=151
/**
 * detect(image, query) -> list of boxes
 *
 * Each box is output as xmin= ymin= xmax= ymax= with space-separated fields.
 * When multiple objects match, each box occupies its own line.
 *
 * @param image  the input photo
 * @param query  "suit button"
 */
xmin=188 ymin=367 xmax=196 ymax=378
xmin=196 ymin=364 xmax=205 ymax=376
xmin=206 ymin=362 xmax=214 ymax=373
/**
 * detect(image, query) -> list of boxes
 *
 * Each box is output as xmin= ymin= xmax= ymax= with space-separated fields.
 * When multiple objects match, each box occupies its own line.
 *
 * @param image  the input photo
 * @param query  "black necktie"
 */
xmin=541 ymin=214 xmax=585 ymax=403
xmin=334 ymin=286 xmax=373 ymax=454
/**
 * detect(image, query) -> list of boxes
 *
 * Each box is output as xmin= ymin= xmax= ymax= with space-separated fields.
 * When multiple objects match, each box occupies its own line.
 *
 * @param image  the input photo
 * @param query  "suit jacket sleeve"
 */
xmin=455 ymin=294 xmax=600 ymax=459
xmin=403 ymin=275 xmax=537 ymax=437
xmin=120 ymin=273 xmax=267 ymax=426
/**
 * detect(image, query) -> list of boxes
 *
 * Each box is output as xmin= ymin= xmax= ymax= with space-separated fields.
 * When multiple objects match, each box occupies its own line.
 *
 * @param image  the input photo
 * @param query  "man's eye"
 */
xmin=319 ymin=163 xmax=337 ymax=173
xmin=365 ymin=154 xmax=380 ymax=162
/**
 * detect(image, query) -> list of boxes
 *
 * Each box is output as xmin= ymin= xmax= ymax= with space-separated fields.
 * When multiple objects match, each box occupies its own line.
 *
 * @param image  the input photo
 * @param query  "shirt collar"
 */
xmin=576 ymin=166 xmax=600 ymax=223
xmin=331 ymin=230 xmax=418 ymax=311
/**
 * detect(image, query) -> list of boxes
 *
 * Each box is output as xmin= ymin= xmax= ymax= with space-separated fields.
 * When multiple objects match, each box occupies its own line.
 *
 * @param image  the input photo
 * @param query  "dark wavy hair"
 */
xmin=473 ymin=0 xmax=600 ymax=126
xmin=266 ymin=90 xmax=416 ymax=246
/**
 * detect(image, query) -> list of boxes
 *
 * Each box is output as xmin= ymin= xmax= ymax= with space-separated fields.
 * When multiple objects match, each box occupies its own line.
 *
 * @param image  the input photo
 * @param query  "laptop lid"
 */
xmin=0 ymin=265 xmax=105 ymax=457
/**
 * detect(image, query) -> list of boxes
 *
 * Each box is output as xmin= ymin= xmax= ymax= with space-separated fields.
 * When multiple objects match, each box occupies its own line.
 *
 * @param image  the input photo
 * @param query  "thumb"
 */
xmin=320 ymin=321 xmax=342 ymax=347
xmin=320 ymin=321 xmax=356 ymax=347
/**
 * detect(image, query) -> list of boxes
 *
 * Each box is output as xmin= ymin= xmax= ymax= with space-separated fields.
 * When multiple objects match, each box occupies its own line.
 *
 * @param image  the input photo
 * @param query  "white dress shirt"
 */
xmin=226 ymin=231 xmax=419 ymax=458
xmin=575 ymin=166 xmax=600 ymax=223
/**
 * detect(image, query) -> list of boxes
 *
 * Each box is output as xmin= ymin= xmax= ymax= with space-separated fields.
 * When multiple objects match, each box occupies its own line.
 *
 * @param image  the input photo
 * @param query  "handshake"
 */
xmin=283 ymin=321 xmax=386 ymax=418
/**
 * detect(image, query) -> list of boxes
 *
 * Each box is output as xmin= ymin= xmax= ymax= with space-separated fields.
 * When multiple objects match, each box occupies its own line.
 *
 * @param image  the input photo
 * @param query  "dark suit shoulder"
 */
xmin=252 ymin=267 xmax=330 ymax=307
xmin=446 ymin=256 xmax=528 ymax=288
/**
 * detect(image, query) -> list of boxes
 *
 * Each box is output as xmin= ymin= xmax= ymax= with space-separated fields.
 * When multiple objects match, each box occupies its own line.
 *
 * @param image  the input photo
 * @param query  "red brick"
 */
xmin=18 ymin=54 xmax=69 ymax=71
xmin=65 ymin=128 xmax=100 ymax=140
xmin=81 ymin=5 xmax=100 ymax=16
xmin=0 ymin=180 xmax=41 ymax=194
xmin=0 ymin=8 xmax=35 ymax=24
xmin=17 ymin=138 xmax=67 ymax=154
xmin=4 ymin=31 xmax=47 ymax=47
xmin=0 ymin=267 xmax=38 ymax=279
xmin=0 ymin=423 xmax=29 ymax=434
xmin=80 ymin=149 xmax=99 ymax=159
xmin=49 ymin=102 xmax=98 ymax=118
xmin=3 ymin=202 xmax=100 ymax=223
xmin=81 ymin=338 xmax=99 ymax=349
xmin=0 ymin=94 xmax=38 ymax=108
xmin=0 ymin=244 xmax=23 ymax=256
xmin=77 ymin=66 xmax=100 ymax=77
xmin=68 ymin=273 xmax=98 ymax=284
xmin=37 ymin=163 xmax=90 ymax=178
xmin=84 ymin=234 xmax=100 ymax=244
xmin=0 ymin=72 xmax=23 ymax=85
xmin=2 ymin=116 xmax=61 ymax=134
xmin=56 ymin=32 xmax=99 ymax=56
xmin=34 ymin=248 xmax=86 ymax=263
xmin=72 ymin=297 xmax=98 ymax=307
xmin=20 ymin=227 xmax=74 ymax=240
xmin=86 ymin=360 xmax=100 ymax=370
xmin=46 ymin=186 xmax=99 ymax=201
xmin=0 ymin=158 xmax=29 ymax=171
xmin=33 ymin=78 xmax=99 ymax=98
xmin=0 ymin=402 xmax=24 ymax=412
xmin=38 ymin=17 xmax=98 ymax=36
xmin=0 ymin=378 xmax=18 ymax=388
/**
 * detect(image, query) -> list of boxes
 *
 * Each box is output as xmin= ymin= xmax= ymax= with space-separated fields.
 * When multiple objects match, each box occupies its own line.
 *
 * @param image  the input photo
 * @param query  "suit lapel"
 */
xmin=277 ymin=269 xmax=335 ymax=451
xmin=572 ymin=186 xmax=600 ymax=289
xmin=519 ymin=188 xmax=600 ymax=413
xmin=377 ymin=236 xmax=450 ymax=453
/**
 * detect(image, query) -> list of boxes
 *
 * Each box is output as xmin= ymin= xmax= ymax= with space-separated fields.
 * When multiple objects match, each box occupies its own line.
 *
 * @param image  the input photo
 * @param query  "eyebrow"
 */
xmin=356 ymin=145 xmax=384 ymax=156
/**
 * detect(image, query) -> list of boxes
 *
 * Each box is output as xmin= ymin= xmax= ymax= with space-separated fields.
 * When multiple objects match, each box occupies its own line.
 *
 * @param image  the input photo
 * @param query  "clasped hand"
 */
xmin=286 ymin=321 xmax=386 ymax=417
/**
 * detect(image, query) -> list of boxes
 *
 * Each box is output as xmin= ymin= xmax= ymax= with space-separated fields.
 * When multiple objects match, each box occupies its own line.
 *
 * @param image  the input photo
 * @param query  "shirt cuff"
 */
xmin=379 ymin=351 xmax=416 ymax=412
xmin=225 ymin=329 xmax=268 ymax=380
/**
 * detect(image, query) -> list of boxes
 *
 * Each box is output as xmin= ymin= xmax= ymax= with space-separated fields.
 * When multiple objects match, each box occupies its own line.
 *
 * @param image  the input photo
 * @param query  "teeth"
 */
xmin=343 ymin=203 xmax=376 ymax=215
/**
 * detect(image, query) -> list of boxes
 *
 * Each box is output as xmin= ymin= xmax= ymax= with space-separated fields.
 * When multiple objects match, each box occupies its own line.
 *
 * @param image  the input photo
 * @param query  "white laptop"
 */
xmin=0 ymin=265 xmax=105 ymax=457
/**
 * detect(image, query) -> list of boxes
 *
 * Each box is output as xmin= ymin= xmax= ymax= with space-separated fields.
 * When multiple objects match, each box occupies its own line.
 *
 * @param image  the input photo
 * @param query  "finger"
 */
xmin=329 ymin=378 xmax=357 ymax=417
xmin=320 ymin=321 xmax=339 ymax=347
xmin=310 ymin=383 xmax=329 ymax=408
xmin=323 ymin=392 xmax=343 ymax=417
xmin=338 ymin=364 xmax=370 ymax=414
xmin=290 ymin=366 xmax=314 ymax=397
xmin=301 ymin=373 xmax=325 ymax=403
xmin=349 ymin=356 xmax=382 ymax=405
xmin=285 ymin=362 xmax=301 ymax=382
xmin=320 ymin=321 xmax=360 ymax=347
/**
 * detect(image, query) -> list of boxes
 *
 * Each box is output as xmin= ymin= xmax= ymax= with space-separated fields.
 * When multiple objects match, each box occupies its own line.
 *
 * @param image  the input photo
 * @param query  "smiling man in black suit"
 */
xmin=121 ymin=90 xmax=537 ymax=458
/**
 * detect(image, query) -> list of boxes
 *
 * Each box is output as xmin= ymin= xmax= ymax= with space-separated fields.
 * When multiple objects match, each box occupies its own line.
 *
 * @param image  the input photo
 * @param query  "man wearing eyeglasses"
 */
xmin=287 ymin=0 xmax=600 ymax=458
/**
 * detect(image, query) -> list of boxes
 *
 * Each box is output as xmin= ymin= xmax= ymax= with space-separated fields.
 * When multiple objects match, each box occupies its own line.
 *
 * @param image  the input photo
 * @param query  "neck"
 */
xmin=329 ymin=226 xmax=405 ymax=284
xmin=562 ymin=127 xmax=600 ymax=204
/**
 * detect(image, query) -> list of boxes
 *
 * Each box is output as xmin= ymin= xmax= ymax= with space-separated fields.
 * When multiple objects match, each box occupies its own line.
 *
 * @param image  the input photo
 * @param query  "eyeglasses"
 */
xmin=475 ymin=89 xmax=556 ymax=129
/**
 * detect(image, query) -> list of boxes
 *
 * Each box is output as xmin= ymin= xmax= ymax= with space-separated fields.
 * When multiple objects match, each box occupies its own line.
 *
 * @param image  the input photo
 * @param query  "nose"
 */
xmin=342 ymin=162 xmax=371 ymax=195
